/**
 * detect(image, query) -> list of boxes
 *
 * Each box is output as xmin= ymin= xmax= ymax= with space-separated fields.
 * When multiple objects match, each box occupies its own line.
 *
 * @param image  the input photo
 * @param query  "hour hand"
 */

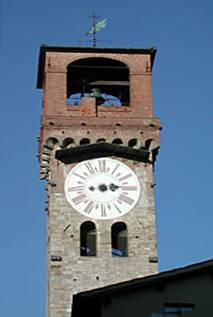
xmin=109 ymin=183 xmax=120 ymax=191
xmin=88 ymin=186 xmax=95 ymax=191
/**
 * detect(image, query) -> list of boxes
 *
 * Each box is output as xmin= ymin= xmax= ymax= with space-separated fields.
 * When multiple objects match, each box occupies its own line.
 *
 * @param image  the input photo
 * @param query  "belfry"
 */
xmin=37 ymin=45 xmax=160 ymax=317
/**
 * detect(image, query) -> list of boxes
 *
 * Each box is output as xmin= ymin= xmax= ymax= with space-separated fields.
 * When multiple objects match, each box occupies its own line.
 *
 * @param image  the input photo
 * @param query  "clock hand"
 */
xmin=88 ymin=183 xmax=120 ymax=192
xmin=98 ymin=184 xmax=108 ymax=192
xmin=109 ymin=183 xmax=120 ymax=192
xmin=88 ymin=186 xmax=95 ymax=191
xmin=88 ymin=184 xmax=108 ymax=192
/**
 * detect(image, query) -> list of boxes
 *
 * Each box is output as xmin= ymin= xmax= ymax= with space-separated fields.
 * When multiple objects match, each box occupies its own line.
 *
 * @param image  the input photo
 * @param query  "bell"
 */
xmin=90 ymin=88 xmax=101 ymax=98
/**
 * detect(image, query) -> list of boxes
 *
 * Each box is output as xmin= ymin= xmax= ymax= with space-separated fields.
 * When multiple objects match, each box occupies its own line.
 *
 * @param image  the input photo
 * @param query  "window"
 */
xmin=151 ymin=303 xmax=194 ymax=317
xmin=80 ymin=221 xmax=96 ymax=256
xmin=111 ymin=222 xmax=128 ymax=257
xmin=164 ymin=303 xmax=194 ymax=316
xmin=67 ymin=57 xmax=130 ymax=107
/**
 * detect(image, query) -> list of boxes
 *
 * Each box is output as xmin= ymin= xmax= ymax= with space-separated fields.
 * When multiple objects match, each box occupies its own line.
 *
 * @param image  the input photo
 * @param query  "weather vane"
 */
xmin=78 ymin=12 xmax=108 ymax=47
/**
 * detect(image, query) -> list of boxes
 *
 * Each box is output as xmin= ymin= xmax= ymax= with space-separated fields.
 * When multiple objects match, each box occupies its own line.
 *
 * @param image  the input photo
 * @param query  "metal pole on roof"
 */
xmin=82 ymin=13 xmax=108 ymax=47
xmin=92 ymin=12 xmax=97 ymax=47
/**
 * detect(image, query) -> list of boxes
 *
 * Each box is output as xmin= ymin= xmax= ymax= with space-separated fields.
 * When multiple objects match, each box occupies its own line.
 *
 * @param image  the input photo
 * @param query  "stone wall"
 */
xmin=37 ymin=47 xmax=160 ymax=317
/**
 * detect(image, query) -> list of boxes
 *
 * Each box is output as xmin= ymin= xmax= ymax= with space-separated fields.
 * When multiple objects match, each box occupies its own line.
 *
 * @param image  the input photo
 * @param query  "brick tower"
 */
xmin=37 ymin=45 xmax=160 ymax=317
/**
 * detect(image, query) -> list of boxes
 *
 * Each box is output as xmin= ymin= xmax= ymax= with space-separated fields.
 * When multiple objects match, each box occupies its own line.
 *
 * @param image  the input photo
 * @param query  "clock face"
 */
xmin=64 ymin=158 xmax=140 ymax=220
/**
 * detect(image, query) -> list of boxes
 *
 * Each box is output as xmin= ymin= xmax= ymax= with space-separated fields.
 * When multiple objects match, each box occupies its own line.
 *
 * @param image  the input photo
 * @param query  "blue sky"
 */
xmin=0 ymin=0 xmax=213 ymax=316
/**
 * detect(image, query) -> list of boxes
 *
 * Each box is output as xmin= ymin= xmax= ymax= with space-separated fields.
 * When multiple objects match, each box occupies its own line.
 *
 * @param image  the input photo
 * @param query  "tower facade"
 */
xmin=37 ymin=46 xmax=160 ymax=317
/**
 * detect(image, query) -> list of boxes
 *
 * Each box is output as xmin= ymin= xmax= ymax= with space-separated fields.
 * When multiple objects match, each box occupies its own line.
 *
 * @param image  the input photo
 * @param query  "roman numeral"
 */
xmin=73 ymin=173 xmax=86 ymax=180
xmin=118 ymin=194 xmax=134 ymax=205
xmin=98 ymin=159 xmax=107 ymax=173
xmin=113 ymin=203 xmax=122 ymax=214
xmin=84 ymin=162 xmax=96 ymax=175
xmin=72 ymin=193 xmax=87 ymax=205
xmin=121 ymin=186 xmax=138 ymax=191
xmin=111 ymin=163 xmax=119 ymax=176
xmin=84 ymin=201 xmax=95 ymax=214
xmin=101 ymin=204 xmax=107 ymax=217
xmin=68 ymin=185 xmax=84 ymax=192
xmin=118 ymin=173 xmax=132 ymax=182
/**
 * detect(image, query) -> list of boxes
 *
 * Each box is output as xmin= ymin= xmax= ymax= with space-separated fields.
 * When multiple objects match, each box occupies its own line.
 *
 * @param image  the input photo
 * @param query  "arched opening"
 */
xmin=67 ymin=57 xmax=129 ymax=107
xmin=112 ymin=138 xmax=123 ymax=145
xmin=143 ymin=138 xmax=159 ymax=163
xmin=96 ymin=138 xmax=106 ymax=143
xmin=79 ymin=138 xmax=90 ymax=146
xmin=128 ymin=138 xmax=138 ymax=148
xmin=45 ymin=137 xmax=59 ymax=150
xmin=111 ymin=222 xmax=128 ymax=257
xmin=80 ymin=221 xmax=97 ymax=256
xmin=62 ymin=138 xmax=75 ymax=148
xmin=145 ymin=139 xmax=153 ymax=150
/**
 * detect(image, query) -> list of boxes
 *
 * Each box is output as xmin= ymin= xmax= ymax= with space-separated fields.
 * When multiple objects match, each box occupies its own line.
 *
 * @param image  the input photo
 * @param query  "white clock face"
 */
xmin=64 ymin=158 xmax=140 ymax=220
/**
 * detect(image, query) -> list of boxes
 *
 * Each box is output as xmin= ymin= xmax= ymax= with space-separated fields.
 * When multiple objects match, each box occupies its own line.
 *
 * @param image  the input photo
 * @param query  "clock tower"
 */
xmin=37 ymin=45 xmax=160 ymax=317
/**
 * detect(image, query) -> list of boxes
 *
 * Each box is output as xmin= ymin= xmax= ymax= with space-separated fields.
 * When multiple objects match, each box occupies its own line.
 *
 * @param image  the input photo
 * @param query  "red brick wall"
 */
xmin=39 ymin=50 xmax=160 ymax=159
xmin=43 ymin=51 xmax=154 ymax=117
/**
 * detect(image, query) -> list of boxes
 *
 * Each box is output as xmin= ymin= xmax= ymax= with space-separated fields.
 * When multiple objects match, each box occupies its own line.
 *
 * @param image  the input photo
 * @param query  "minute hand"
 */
xmin=109 ymin=183 xmax=120 ymax=192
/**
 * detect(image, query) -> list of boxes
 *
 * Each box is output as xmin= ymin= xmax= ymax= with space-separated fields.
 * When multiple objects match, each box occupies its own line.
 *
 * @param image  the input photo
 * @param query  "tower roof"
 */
xmin=36 ymin=45 xmax=157 ymax=88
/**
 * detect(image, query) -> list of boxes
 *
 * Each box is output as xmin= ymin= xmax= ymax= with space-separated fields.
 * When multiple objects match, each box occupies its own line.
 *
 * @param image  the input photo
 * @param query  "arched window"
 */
xmin=67 ymin=57 xmax=130 ymax=107
xmin=80 ymin=221 xmax=96 ymax=256
xmin=111 ymin=222 xmax=128 ymax=257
